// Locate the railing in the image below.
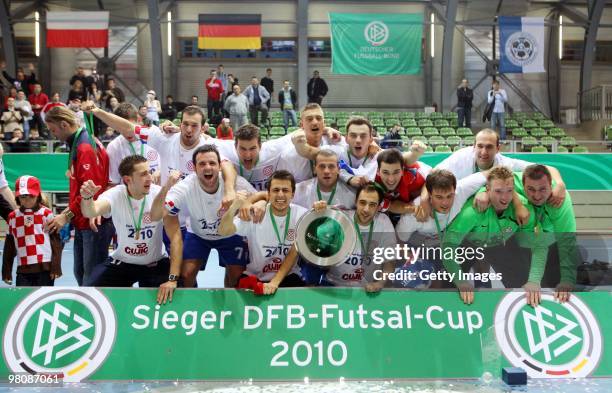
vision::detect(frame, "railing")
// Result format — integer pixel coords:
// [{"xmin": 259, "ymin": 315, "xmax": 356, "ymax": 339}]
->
[{"xmin": 578, "ymin": 85, "xmax": 612, "ymax": 122}]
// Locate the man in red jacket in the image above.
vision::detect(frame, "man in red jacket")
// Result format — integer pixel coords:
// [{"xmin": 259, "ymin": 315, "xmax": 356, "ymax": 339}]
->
[
  {"xmin": 44, "ymin": 106, "xmax": 113, "ymax": 286},
  {"xmin": 205, "ymin": 69, "xmax": 224, "ymax": 124},
  {"xmin": 28, "ymin": 83, "xmax": 48, "ymax": 133}
]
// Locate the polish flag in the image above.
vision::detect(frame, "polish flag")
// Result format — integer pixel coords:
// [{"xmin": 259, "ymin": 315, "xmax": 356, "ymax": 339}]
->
[{"xmin": 47, "ymin": 11, "xmax": 109, "ymax": 48}]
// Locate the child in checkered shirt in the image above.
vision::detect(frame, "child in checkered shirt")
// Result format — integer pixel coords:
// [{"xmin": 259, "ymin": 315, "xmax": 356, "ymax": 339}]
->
[{"xmin": 2, "ymin": 176, "xmax": 62, "ymax": 286}]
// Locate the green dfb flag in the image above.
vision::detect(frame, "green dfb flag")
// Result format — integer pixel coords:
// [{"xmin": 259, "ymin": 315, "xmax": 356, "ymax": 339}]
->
[{"xmin": 329, "ymin": 13, "xmax": 423, "ymax": 75}]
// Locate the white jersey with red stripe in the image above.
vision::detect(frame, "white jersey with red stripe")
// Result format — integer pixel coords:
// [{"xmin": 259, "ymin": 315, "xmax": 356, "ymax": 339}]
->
[{"xmin": 8, "ymin": 207, "xmax": 54, "ymax": 265}]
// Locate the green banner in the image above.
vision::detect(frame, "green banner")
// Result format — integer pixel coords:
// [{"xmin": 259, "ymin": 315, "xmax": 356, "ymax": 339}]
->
[
  {"xmin": 1, "ymin": 288, "xmax": 610, "ymax": 382},
  {"xmin": 329, "ymin": 13, "xmax": 423, "ymax": 75},
  {"xmin": 3, "ymin": 153, "xmax": 611, "ymax": 192}
]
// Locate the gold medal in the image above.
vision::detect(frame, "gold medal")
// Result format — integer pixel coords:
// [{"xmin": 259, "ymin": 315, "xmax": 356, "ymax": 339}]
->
[{"xmin": 135, "ymin": 231, "xmax": 140, "ymax": 240}]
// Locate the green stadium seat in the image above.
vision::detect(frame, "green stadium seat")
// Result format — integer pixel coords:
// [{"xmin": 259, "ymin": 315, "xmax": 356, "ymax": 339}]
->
[
  {"xmin": 449, "ymin": 119, "xmax": 458, "ymax": 128},
  {"xmin": 511, "ymin": 128, "xmax": 528, "ymax": 138},
  {"xmin": 572, "ymin": 145, "xmax": 589, "ymax": 153},
  {"xmin": 549, "ymin": 127, "xmax": 566, "ymax": 138},
  {"xmin": 371, "ymin": 118, "xmax": 384, "ymax": 127},
  {"xmin": 425, "ymin": 146, "xmax": 434, "ymax": 153},
  {"xmin": 385, "ymin": 119, "xmax": 400, "ymax": 127},
  {"xmin": 457, "ymin": 127, "xmax": 473, "ymax": 136},
  {"xmin": 521, "ymin": 136, "xmax": 538, "ymax": 151},
  {"xmin": 172, "ymin": 118, "xmax": 181, "ymax": 126},
  {"xmin": 531, "ymin": 112, "xmax": 545, "ymax": 120},
  {"xmin": 351, "ymin": 111, "xmax": 365, "ymax": 117},
  {"xmin": 337, "ymin": 119, "xmax": 348, "ymax": 128},
  {"xmin": 270, "ymin": 118, "xmax": 284, "ymax": 126},
  {"xmin": 401, "ymin": 119, "xmax": 417, "ymax": 127},
  {"xmin": 415, "ymin": 112, "xmax": 428, "ymax": 119},
  {"xmin": 429, "ymin": 112, "xmax": 443, "ymax": 119},
  {"xmin": 444, "ymin": 112, "xmax": 457, "ymax": 120},
  {"xmin": 446, "ymin": 135, "xmax": 461, "ymax": 148},
  {"xmin": 406, "ymin": 127, "xmax": 422, "ymax": 137},
  {"xmin": 270, "ymin": 111, "xmax": 283, "ymax": 118},
  {"xmin": 453, "ymin": 145, "xmax": 462, "ymax": 152},
  {"xmin": 530, "ymin": 128, "xmax": 547, "ymax": 138},
  {"xmin": 560, "ymin": 136, "xmax": 577, "ymax": 148},
  {"xmin": 400, "ymin": 112, "xmax": 415, "ymax": 119},
  {"xmin": 540, "ymin": 136, "xmax": 555, "ymax": 149},
  {"xmin": 412, "ymin": 136, "xmax": 428, "ymax": 144},
  {"xmin": 269, "ymin": 127, "xmax": 285, "ymax": 136},
  {"xmin": 428, "ymin": 135, "xmax": 445, "ymax": 147},
  {"xmin": 434, "ymin": 119, "xmax": 450, "ymax": 127},
  {"xmin": 287, "ymin": 127, "xmax": 299, "ymax": 132},
  {"xmin": 531, "ymin": 146, "xmax": 548, "ymax": 153},
  {"xmin": 422, "ymin": 127, "xmax": 439, "ymax": 136},
  {"xmin": 557, "ymin": 146, "xmax": 569, "ymax": 153},
  {"xmin": 522, "ymin": 119, "xmax": 538, "ymax": 129},
  {"xmin": 506, "ymin": 119, "xmax": 519, "ymax": 128},
  {"xmin": 418, "ymin": 119, "xmax": 433, "ymax": 127},
  {"xmin": 439, "ymin": 127, "xmax": 455, "ymax": 136},
  {"xmin": 539, "ymin": 120, "xmax": 555, "ymax": 129},
  {"xmin": 435, "ymin": 145, "xmax": 452, "ymax": 153},
  {"xmin": 462, "ymin": 136, "xmax": 475, "ymax": 145}
]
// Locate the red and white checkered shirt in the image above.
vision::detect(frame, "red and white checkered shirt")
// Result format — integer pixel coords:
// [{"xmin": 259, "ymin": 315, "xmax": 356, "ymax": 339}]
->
[{"xmin": 8, "ymin": 207, "xmax": 54, "ymax": 266}]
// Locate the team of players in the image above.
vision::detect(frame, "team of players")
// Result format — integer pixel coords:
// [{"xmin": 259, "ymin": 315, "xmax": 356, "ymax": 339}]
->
[{"xmin": 7, "ymin": 101, "xmax": 578, "ymax": 306}]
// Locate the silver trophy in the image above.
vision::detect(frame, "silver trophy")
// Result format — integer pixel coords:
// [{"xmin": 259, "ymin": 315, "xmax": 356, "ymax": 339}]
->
[{"xmin": 295, "ymin": 208, "xmax": 356, "ymax": 267}]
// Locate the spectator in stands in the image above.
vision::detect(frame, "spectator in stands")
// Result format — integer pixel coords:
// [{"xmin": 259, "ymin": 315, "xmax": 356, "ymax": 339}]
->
[
  {"xmin": 101, "ymin": 126, "xmax": 118, "ymax": 143},
  {"xmin": 216, "ymin": 118, "xmax": 234, "ymax": 140},
  {"xmin": 457, "ymin": 78, "xmax": 473, "ymax": 128},
  {"xmin": 190, "ymin": 95, "xmax": 205, "ymax": 113},
  {"xmin": 278, "ymin": 80, "xmax": 297, "ymax": 129},
  {"xmin": 28, "ymin": 128, "xmax": 45, "ymax": 151},
  {"xmin": 68, "ymin": 79, "xmax": 86, "ymax": 103},
  {"xmin": 102, "ymin": 78, "xmax": 125, "ymax": 109},
  {"xmin": 228, "ymin": 74, "xmax": 239, "ymax": 89},
  {"xmin": 108, "ymin": 97, "xmax": 120, "ymax": 113},
  {"xmin": 88, "ymin": 83, "xmax": 102, "ymax": 105},
  {"xmin": 1, "ymin": 62, "xmax": 37, "ymax": 94},
  {"xmin": 144, "ymin": 90, "xmax": 161, "ymax": 126},
  {"xmin": 217, "ymin": 64, "xmax": 228, "ymax": 97},
  {"xmin": 3, "ymin": 87, "xmax": 17, "ymax": 110},
  {"xmin": 28, "ymin": 83, "xmax": 48, "ymax": 133},
  {"xmin": 161, "ymin": 95, "xmax": 178, "ymax": 120},
  {"xmin": 44, "ymin": 105, "xmax": 112, "ymax": 287},
  {"xmin": 7, "ymin": 129, "xmax": 30, "ymax": 152},
  {"xmin": 224, "ymin": 84, "xmax": 249, "ymax": 130},
  {"xmin": 68, "ymin": 98, "xmax": 85, "ymax": 127},
  {"xmin": 14, "ymin": 90, "xmax": 33, "ymax": 139},
  {"xmin": 488, "ymin": 80, "xmax": 508, "ymax": 140},
  {"xmin": 137, "ymin": 105, "xmax": 149, "ymax": 126},
  {"xmin": 381, "ymin": 123, "xmax": 403, "ymax": 150},
  {"xmin": 1, "ymin": 97, "xmax": 23, "ymax": 139},
  {"xmin": 260, "ymin": 68, "xmax": 274, "ymax": 109},
  {"xmin": 88, "ymin": 68, "xmax": 102, "ymax": 91},
  {"xmin": 69, "ymin": 67, "xmax": 89, "ymax": 90},
  {"xmin": 205, "ymin": 69, "xmax": 224, "ymax": 123},
  {"xmin": 307, "ymin": 70, "xmax": 328, "ymax": 105},
  {"xmin": 243, "ymin": 77, "xmax": 270, "ymax": 127}
]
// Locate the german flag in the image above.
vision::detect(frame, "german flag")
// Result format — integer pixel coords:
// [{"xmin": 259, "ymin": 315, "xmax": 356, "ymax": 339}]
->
[{"xmin": 198, "ymin": 14, "xmax": 262, "ymax": 50}]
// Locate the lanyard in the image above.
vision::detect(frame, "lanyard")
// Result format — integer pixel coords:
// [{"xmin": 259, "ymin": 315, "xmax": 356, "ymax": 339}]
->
[
  {"xmin": 347, "ymin": 149, "xmax": 369, "ymax": 168},
  {"xmin": 534, "ymin": 206, "xmax": 546, "ymax": 234},
  {"xmin": 433, "ymin": 211, "xmax": 450, "ymax": 244},
  {"xmin": 128, "ymin": 140, "xmax": 144, "ymax": 157},
  {"xmin": 316, "ymin": 182, "xmax": 337, "ymax": 204},
  {"xmin": 493, "ymin": 210, "xmax": 507, "ymax": 246},
  {"xmin": 353, "ymin": 213, "xmax": 374, "ymax": 262},
  {"xmin": 270, "ymin": 206, "xmax": 291, "ymax": 246},
  {"xmin": 309, "ymin": 160, "xmax": 315, "ymax": 177},
  {"xmin": 239, "ymin": 157, "xmax": 259, "ymax": 182},
  {"xmin": 126, "ymin": 193, "xmax": 146, "ymax": 240}
]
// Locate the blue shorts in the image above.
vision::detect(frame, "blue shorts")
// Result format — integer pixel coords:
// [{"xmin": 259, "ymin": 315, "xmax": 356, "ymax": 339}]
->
[
  {"xmin": 162, "ymin": 226, "xmax": 187, "ymax": 255},
  {"xmin": 183, "ymin": 231, "xmax": 248, "ymax": 269}
]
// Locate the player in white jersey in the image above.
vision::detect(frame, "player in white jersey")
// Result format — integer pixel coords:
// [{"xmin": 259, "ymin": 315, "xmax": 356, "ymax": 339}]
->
[
  {"xmin": 218, "ymin": 170, "xmax": 307, "ymax": 295},
  {"xmin": 161, "ymin": 145, "xmax": 255, "ymax": 289},
  {"xmin": 214, "ymin": 124, "xmax": 293, "ymax": 191},
  {"xmin": 337, "ymin": 116, "xmax": 427, "ymax": 187},
  {"xmin": 397, "ymin": 170, "xmax": 488, "ymax": 243},
  {"xmin": 105, "ymin": 103, "xmax": 160, "ymax": 185},
  {"xmin": 87, "ymin": 103, "xmax": 239, "ymax": 246},
  {"xmin": 293, "ymin": 149, "xmax": 356, "ymax": 210},
  {"xmin": 79, "ymin": 155, "xmax": 177, "ymax": 288},
  {"xmin": 277, "ymin": 103, "xmax": 346, "ymax": 183},
  {"xmin": 303, "ymin": 183, "xmax": 396, "ymax": 292},
  {"xmin": 433, "ymin": 129, "xmax": 567, "ymax": 208}
]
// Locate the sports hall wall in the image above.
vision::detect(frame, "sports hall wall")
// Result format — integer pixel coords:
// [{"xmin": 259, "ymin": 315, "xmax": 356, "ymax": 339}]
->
[{"xmin": 9, "ymin": 1, "xmax": 612, "ymax": 112}]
